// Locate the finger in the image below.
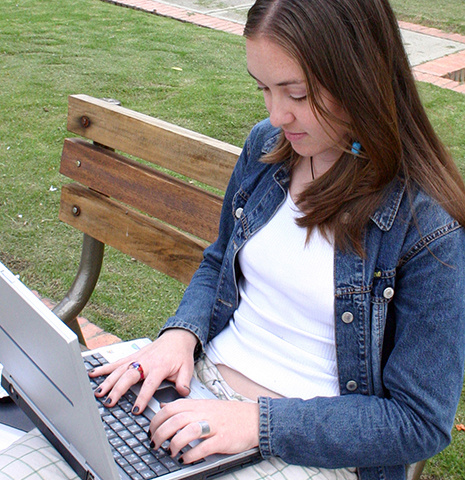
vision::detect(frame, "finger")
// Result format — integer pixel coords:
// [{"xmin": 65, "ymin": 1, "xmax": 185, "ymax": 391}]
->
[
  {"xmin": 151, "ymin": 413, "xmax": 191, "ymax": 451},
  {"xmin": 131, "ymin": 371, "xmax": 170, "ymax": 414},
  {"xmin": 96, "ymin": 364, "xmax": 143, "ymax": 408},
  {"xmin": 180, "ymin": 437, "xmax": 218, "ymax": 464},
  {"xmin": 88, "ymin": 355, "xmax": 136, "ymax": 378},
  {"xmin": 149, "ymin": 401, "xmax": 182, "ymax": 434},
  {"xmin": 93, "ymin": 363, "xmax": 131, "ymax": 397},
  {"xmin": 169, "ymin": 421, "xmax": 212, "ymax": 457},
  {"xmin": 174, "ymin": 362, "xmax": 194, "ymax": 397}
]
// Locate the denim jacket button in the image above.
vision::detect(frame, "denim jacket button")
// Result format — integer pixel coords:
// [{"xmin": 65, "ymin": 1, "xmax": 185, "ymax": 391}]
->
[
  {"xmin": 341, "ymin": 311, "xmax": 354, "ymax": 324},
  {"xmin": 346, "ymin": 380, "xmax": 358, "ymax": 392},
  {"xmin": 235, "ymin": 207, "xmax": 244, "ymax": 219},
  {"xmin": 383, "ymin": 287, "xmax": 394, "ymax": 299}
]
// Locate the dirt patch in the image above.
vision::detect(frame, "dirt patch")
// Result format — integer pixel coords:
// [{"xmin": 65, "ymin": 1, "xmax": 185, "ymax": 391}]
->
[{"xmin": 0, "ymin": 252, "xmax": 31, "ymax": 273}]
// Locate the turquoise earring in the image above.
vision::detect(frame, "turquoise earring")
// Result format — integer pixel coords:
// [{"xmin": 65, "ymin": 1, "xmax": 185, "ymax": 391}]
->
[{"xmin": 351, "ymin": 141, "xmax": 362, "ymax": 155}]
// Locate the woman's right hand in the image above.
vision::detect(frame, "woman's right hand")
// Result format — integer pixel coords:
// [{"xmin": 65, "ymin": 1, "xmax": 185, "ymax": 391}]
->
[{"xmin": 89, "ymin": 328, "xmax": 199, "ymax": 414}]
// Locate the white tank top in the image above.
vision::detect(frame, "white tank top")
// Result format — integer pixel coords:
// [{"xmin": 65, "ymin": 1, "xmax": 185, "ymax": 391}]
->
[{"xmin": 206, "ymin": 191, "xmax": 339, "ymax": 399}]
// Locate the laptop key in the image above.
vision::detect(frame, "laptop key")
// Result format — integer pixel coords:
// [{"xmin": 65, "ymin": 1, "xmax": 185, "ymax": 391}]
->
[
  {"xmin": 115, "ymin": 456, "xmax": 129, "ymax": 468},
  {"xmin": 159, "ymin": 456, "xmax": 181, "ymax": 473},
  {"xmin": 117, "ymin": 445, "xmax": 132, "ymax": 457},
  {"xmin": 110, "ymin": 437, "xmax": 125, "ymax": 449},
  {"xmin": 132, "ymin": 461, "xmax": 149, "ymax": 472},
  {"xmin": 124, "ymin": 391, "xmax": 138, "ymax": 403},
  {"xmin": 135, "ymin": 416, "xmax": 150, "ymax": 428},
  {"xmin": 120, "ymin": 400, "xmax": 133, "ymax": 413},
  {"xmin": 118, "ymin": 430, "xmax": 133, "ymax": 441},
  {"xmin": 135, "ymin": 431, "xmax": 148, "ymax": 442},
  {"xmin": 112, "ymin": 408, "xmax": 127, "ymax": 419},
  {"xmin": 129, "ymin": 423, "xmax": 142, "ymax": 433},
  {"xmin": 126, "ymin": 437, "xmax": 141, "ymax": 449},
  {"xmin": 124, "ymin": 465, "xmax": 137, "ymax": 476},
  {"xmin": 124, "ymin": 453, "xmax": 140, "ymax": 465},
  {"xmin": 151, "ymin": 463, "xmax": 169, "ymax": 477},
  {"xmin": 140, "ymin": 471, "xmax": 157, "ymax": 480},
  {"xmin": 133, "ymin": 445, "xmax": 148, "ymax": 456},
  {"xmin": 121, "ymin": 416, "xmax": 137, "ymax": 427}
]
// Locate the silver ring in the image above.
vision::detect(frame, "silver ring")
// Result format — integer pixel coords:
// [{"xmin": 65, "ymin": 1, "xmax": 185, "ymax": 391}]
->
[{"xmin": 198, "ymin": 420, "xmax": 211, "ymax": 438}]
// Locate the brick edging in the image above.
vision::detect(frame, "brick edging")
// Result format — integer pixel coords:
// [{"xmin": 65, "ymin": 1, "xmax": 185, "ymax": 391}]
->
[
  {"xmin": 398, "ymin": 21, "xmax": 465, "ymax": 93},
  {"xmin": 101, "ymin": 0, "xmax": 244, "ymax": 34},
  {"xmin": 398, "ymin": 20, "xmax": 465, "ymax": 45},
  {"xmin": 35, "ymin": 292, "xmax": 122, "ymax": 349}
]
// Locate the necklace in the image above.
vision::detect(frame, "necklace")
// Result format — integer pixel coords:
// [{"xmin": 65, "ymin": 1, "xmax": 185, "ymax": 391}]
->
[{"xmin": 310, "ymin": 156, "xmax": 315, "ymax": 180}]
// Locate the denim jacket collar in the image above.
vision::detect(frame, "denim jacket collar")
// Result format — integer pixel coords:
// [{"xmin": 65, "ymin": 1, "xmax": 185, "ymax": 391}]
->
[{"xmin": 370, "ymin": 180, "xmax": 406, "ymax": 232}]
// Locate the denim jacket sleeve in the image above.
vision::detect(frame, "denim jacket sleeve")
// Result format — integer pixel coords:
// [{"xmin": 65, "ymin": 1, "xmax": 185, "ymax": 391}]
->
[{"xmin": 257, "ymin": 196, "xmax": 465, "ymax": 477}]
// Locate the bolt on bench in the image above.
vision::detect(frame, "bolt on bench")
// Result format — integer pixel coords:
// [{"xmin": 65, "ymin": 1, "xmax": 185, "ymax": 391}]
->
[{"xmin": 54, "ymin": 94, "xmax": 240, "ymax": 345}]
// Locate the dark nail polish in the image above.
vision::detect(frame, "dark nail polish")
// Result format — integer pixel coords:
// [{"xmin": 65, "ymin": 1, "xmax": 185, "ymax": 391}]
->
[
  {"xmin": 104, "ymin": 397, "xmax": 112, "ymax": 405},
  {"xmin": 132, "ymin": 406, "xmax": 140, "ymax": 414},
  {"xmin": 179, "ymin": 457, "xmax": 184, "ymax": 464},
  {"xmin": 150, "ymin": 441, "xmax": 155, "ymax": 449},
  {"xmin": 95, "ymin": 387, "xmax": 102, "ymax": 394},
  {"xmin": 167, "ymin": 448, "xmax": 172, "ymax": 456},
  {"xmin": 147, "ymin": 430, "xmax": 152, "ymax": 439},
  {"xmin": 88, "ymin": 369, "xmax": 95, "ymax": 374}
]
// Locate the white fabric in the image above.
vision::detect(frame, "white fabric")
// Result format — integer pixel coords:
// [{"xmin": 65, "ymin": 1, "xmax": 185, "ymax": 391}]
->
[
  {"xmin": 0, "ymin": 428, "xmax": 78, "ymax": 480},
  {"xmin": 206, "ymin": 192, "xmax": 338, "ymax": 399}
]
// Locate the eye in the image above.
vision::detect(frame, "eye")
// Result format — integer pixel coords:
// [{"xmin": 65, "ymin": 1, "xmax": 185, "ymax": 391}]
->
[
  {"xmin": 290, "ymin": 93, "xmax": 307, "ymax": 102},
  {"xmin": 256, "ymin": 85, "xmax": 269, "ymax": 93}
]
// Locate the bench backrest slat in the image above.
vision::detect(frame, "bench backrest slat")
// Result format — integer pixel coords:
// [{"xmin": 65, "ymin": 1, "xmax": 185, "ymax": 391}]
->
[
  {"xmin": 60, "ymin": 184, "xmax": 208, "ymax": 285},
  {"xmin": 67, "ymin": 94, "xmax": 241, "ymax": 192},
  {"xmin": 60, "ymin": 138, "xmax": 223, "ymax": 244}
]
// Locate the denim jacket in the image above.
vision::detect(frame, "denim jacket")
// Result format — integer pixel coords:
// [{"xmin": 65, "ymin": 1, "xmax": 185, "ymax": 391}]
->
[{"xmin": 162, "ymin": 119, "xmax": 465, "ymax": 480}]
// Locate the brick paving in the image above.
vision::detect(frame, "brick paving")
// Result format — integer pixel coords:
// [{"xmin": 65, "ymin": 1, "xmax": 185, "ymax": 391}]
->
[
  {"xmin": 399, "ymin": 21, "xmax": 465, "ymax": 94},
  {"xmin": 101, "ymin": 0, "xmax": 245, "ymax": 34}
]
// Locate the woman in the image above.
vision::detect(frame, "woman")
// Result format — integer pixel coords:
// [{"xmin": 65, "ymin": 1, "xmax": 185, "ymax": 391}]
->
[{"xmin": 92, "ymin": 0, "xmax": 465, "ymax": 479}]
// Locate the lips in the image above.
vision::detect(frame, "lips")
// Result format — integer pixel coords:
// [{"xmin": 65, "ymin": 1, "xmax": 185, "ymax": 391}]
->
[{"xmin": 284, "ymin": 130, "xmax": 307, "ymax": 142}]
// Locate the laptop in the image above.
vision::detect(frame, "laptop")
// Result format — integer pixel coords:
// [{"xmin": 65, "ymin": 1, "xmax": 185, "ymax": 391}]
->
[{"xmin": 0, "ymin": 262, "xmax": 260, "ymax": 480}]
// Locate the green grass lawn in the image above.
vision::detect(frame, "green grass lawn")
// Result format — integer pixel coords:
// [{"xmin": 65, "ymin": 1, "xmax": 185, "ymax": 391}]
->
[
  {"xmin": 391, "ymin": 0, "xmax": 465, "ymax": 35},
  {"xmin": 1, "ymin": 0, "xmax": 465, "ymax": 477}
]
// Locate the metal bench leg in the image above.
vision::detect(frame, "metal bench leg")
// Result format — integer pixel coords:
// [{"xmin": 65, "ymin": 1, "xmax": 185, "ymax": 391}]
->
[
  {"xmin": 52, "ymin": 233, "xmax": 104, "ymax": 346},
  {"xmin": 406, "ymin": 460, "xmax": 427, "ymax": 480}
]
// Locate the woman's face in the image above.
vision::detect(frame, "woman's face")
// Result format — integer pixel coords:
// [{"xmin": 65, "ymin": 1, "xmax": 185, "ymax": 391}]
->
[{"xmin": 246, "ymin": 36, "xmax": 350, "ymax": 165}]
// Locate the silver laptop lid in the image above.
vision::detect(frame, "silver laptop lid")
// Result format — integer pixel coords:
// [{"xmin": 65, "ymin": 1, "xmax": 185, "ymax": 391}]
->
[{"xmin": 0, "ymin": 262, "xmax": 119, "ymax": 479}]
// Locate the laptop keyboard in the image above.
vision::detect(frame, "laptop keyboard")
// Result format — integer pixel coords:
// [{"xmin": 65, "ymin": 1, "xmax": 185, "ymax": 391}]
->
[{"xmin": 84, "ymin": 353, "xmax": 200, "ymax": 479}]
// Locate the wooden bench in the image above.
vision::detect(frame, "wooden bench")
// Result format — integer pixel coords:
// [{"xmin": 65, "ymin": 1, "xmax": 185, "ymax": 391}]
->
[
  {"xmin": 53, "ymin": 94, "xmax": 240, "ymax": 345},
  {"xmin": 53, "ymin": 94, "xmax": 425, "ymax": 480}
]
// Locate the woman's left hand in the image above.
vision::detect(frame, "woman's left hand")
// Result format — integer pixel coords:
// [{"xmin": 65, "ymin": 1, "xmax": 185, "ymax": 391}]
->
[{"xmin": 149, "ymin": 399, "xmax": 260, "ymax": 463}]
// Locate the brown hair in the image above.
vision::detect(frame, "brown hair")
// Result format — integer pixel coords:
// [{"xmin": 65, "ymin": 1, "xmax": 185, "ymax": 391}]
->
[{"xmin": 244, "ymin": 0, "xmax": 465, "ymax": 255}]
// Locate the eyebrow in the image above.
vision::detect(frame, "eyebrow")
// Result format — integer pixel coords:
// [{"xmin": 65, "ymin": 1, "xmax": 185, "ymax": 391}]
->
[{"xmin": 247, "ymin": 69, "xmax": 306, "ymax": 87}]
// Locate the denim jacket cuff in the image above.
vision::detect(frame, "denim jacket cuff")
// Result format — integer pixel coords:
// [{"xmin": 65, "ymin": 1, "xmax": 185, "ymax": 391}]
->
[
  {"xmin": 158, "ymin": 321, "xmax": 205, "ymax": 358},
  {"xmin": 258, "ymin": 396, "xmax": 273, "ymax": 458}
]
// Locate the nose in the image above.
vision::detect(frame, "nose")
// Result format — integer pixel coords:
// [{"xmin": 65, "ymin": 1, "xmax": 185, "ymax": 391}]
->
[{"xmin": 267, "ymin": 97, "xmax": 294, "ymax": 128}]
